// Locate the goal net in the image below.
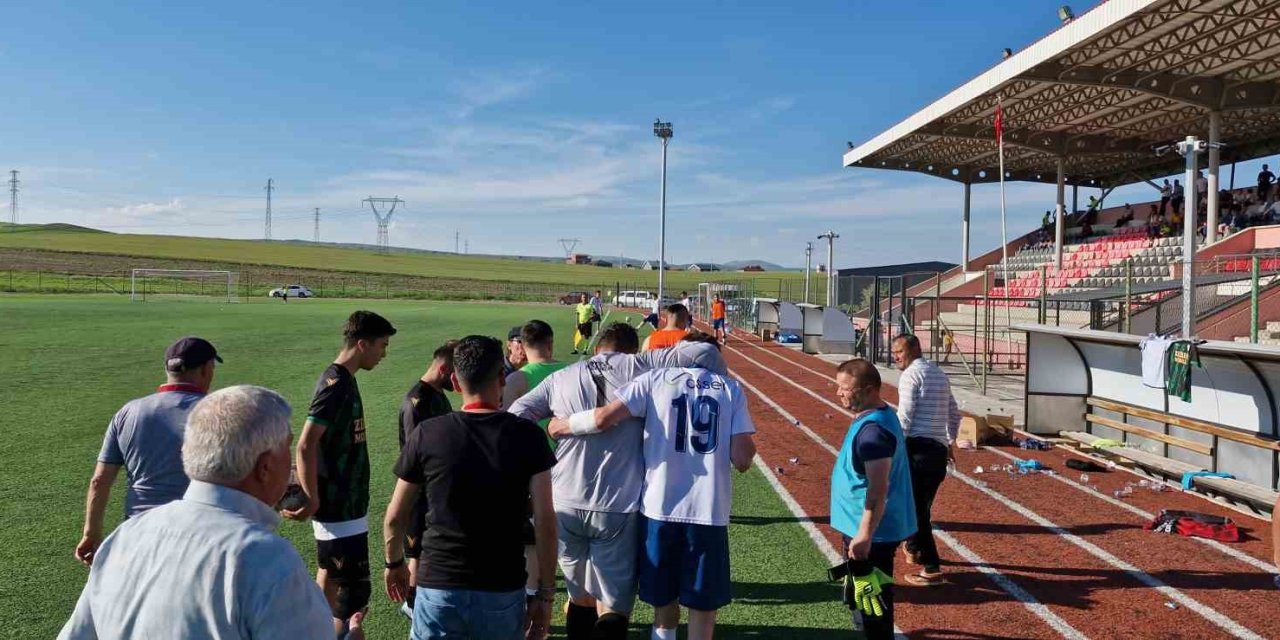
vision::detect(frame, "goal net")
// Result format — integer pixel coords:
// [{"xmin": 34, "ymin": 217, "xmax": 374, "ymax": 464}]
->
[{"xmin": 130, "ymin": 269, "xmax": 240, "ymax": 303}]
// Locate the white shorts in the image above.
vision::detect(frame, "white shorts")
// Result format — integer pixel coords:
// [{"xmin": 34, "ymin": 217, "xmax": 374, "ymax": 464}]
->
[{"xmin": 556, "ymin": 507, "xmax": 640, "ymax": 614}]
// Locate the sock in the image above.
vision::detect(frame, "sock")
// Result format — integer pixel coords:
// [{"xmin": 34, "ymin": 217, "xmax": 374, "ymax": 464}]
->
[
  {"xmin": 652, "ymin": 626, "xmax": 677, "ymax": 640},
  {"xmin": 565, "ymin": 603, "xmax": 599, "ymax": 640},
  {"xmin": 593, "ymin": 613, "xmax": 629, "ymax": 640}
]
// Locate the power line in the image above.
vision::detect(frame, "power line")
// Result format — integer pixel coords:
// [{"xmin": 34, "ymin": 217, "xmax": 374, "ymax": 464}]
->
[{"xmin": 314, "ymin": 207, "xmax": 321, "ymax": 243}]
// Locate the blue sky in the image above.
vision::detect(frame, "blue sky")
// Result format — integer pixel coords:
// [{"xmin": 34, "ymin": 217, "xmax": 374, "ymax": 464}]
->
[{"xmin": 2, "ymin": 1, "xmax": 1271, "ymax": 268}]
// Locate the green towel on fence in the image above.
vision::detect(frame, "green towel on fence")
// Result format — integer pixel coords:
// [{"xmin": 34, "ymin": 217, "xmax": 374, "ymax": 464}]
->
[{"xmin": 1090, "ymin": 438, "xmax": 1125, "ymax": 449}]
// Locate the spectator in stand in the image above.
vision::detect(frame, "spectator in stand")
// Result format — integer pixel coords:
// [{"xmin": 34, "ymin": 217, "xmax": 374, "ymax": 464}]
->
[
  {"xmin": 1146, "ymin": 208, "xmax": 1161, "ymax": 239},
  {"xmin": 1196, "ymin": 171, "xmax": 1209, "ymax": 211},
  {"xmin": 1041, "ymin": 210, "xmax": 1052, "ymax": 231},
  {"xmin": 1159, "ymin": 179, "xmax": 1172, "ymax": 216},
  {"xmin": 1260, "ymin": 164, "xmax": 1276, "ymax": 204},
  {"xmin": 1085, "ymin": 195, "xmax": 1100, "ymax": 225},
  {"xmin": 1171, "ymin": 179, "xmax": 1185, "ymax": 216},
  {"xmin": 1115, "ymin": 203, "xmax": 1134, "ymax": 228}
]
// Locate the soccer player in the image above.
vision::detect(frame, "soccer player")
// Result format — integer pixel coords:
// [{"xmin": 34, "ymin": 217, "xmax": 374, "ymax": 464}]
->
[
  {"xmin": 502, "ymin": 319, "xmax": 569, "ymax": 602},
  {"xmin": 395, "ymin": 340, "xmax": 457, "ymax": 615},
  {"xmin": 74, "ymin": 337, "xmax": 221, "ymax": 566},
  {"xmin": 710, "ymin": 294, "xmax": 727, "ymax": 343},
  {"xmin": 573, "ymin": 293, "xmax": 595, "ymax": 354},
  {"xmin": 382, "ymin": 336, "xmax": 557, "ymax": 640},
  {"xmin": 549, "ymin": 333, "xmax": 756, "ymax": 640},
  {"xmin": 642, "ymin": 304, "xmax": 691, "ymax": 351},
  {"xmin": 829, "ymin": 359, "xmax": 917, "ymax": 640},
  {"xmin": 285, "ymin": 310, "xmax": 396, "ymax": 637},
  {"xmin": 509, "ymin": 325, "xmax": 729, "ymax": 640}
]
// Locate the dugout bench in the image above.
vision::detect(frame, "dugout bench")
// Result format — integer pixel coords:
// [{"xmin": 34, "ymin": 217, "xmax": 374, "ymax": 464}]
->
[
  {"xmin": 1017, "ymin": 324, "xmax": 1280, "ymax": 514},
  {"xmin": 1062, "ymin": 397, "xmax": 1280, "ymax": 513}
]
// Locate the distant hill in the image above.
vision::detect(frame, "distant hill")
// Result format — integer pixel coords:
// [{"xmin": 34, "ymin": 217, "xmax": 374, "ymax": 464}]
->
[{"xmin": 0, "ymin": 222, "xmax": 110, "ymax": 234}]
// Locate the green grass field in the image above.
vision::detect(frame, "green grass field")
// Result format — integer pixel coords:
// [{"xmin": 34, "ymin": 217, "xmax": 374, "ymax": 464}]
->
[
  {"xmin": 0, "ymin": 224, "xmax": 811, "ymax": 293},
  {"xmin": 0, "ymin": 294, "xmax": 851, "ymax": 638}
]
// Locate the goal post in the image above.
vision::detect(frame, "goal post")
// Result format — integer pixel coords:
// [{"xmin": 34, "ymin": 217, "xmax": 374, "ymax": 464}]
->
[{"xmin": 130, "ymin": 269, "xmax": 239, "ymax": 303}]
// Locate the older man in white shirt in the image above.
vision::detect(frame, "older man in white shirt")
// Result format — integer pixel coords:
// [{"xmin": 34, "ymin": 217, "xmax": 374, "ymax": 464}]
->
[
  {"xmin": 60, "ymin": 385, "xmax": 362, "ymax": 640},
  {"xmin": 891, "ymin": 334, "xmax": 960, "ymax": 588}
]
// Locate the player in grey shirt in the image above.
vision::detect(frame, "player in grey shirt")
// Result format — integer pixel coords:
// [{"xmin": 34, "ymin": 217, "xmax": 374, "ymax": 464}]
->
[{"xmin": 508, "ymin": 324, "xmax": 726, "ymax": 640}]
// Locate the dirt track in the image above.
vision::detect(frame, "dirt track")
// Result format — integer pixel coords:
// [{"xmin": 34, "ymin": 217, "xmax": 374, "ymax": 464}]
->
[{"xmin": 713, "ymin": 326, "xmax": 1278, "ymax": 639}]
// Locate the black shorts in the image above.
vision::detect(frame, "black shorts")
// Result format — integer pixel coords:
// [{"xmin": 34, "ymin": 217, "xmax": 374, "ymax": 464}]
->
[
  {"xmin": 578, "ymin": 322, "xmax": 594, "ymax": 338},
  {"xmin": 316, "ymin": 532, "xmax": 371, "ymax": 618},
  {"xmin": 317, "ymin": 532, "xmax": 370, "ymax": 579}
]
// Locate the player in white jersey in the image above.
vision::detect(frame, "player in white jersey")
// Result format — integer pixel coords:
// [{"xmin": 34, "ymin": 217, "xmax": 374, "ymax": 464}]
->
[
  {"xmin": 550, "ymin": 332, "xmax": 756, "ymax": 640},
  {"xmin": 509, "ymin": 325, "xmax": 727, "ymax": 640}
]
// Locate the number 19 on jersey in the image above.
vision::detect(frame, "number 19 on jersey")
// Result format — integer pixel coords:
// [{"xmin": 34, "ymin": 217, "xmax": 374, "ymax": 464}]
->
[{"xmin": 671, "ymin": 394, "xmax": 720, "ymax": 454}]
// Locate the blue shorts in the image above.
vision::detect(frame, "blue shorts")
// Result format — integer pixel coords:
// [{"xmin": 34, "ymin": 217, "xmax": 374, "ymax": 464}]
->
[
  {"xmin": 638, "ymin": 516, "xmax": 731, "ymax": 611},
  {"xmin": 712, "ymin": 318, "xmax": 725, "ymax": 330}
]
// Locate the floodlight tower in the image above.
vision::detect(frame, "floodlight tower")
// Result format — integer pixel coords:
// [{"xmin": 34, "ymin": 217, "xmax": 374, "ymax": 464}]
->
[
  {"xmin": 363, "ymin": 196, "xmax": 403, "ymax": 252},
  {"xmin": 264, "ymin": 178, "xmax": 273, "ymax": 240},
  {"xmin": 654, "ymin": 119, "xmax": 673, "ymax": 303},
  {"xmin": 818, "ymin": 231, "xmax": 840, "ymax": 306},
  {"xmin": 804, "ymin": 242, "xmax": 813, "ymax": 304}
]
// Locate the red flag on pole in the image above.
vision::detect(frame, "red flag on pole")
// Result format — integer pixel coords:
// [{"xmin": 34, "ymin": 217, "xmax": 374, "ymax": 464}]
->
[{"xmin": 994, "ymin": 101, "xmax": 1004, "ymax": 145}]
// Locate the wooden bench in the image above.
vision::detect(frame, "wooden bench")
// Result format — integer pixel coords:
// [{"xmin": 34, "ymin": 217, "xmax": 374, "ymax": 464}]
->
[
  {"xmin": 1059, "ymin": 430, "xmax": 1204, "ymax": 478},
  {"xmin": 1062, "ymin": 397, "xmax": 1280, "ymax": 513}
]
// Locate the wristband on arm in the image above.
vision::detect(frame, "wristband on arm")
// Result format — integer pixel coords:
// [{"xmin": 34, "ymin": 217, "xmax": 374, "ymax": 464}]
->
[{"xmin": 568, "ymin": 409, "xmax": 601, "ymax": 436}]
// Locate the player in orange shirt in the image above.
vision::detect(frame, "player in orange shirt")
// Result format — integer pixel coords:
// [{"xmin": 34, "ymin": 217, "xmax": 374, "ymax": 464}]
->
[
  {"xmin": 710, "ymin": 294, "xmax": 728, "ymax": 344},
  {"xmin": 642, "ymin": 304, "xmax": 691, "ymax": 351}
]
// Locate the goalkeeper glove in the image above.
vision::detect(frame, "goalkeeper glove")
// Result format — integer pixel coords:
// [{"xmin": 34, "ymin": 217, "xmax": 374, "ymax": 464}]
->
[{"xmin": 843, "ymin": 561, "xmax": 894, "ymax": 618}]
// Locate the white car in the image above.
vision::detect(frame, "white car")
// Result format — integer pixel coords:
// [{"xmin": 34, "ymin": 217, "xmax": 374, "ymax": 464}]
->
[
  {"xmin": 269, "ymin": 284, "xmax": 314, "ymax": 299},
  {"xmin": 614, "ymin": 290, "xmax": 656, "ymax": 307}
]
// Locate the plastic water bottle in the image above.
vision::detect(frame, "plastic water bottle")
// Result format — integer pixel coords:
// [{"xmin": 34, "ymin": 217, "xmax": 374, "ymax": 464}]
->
[
  {"xmin": 974, "ymin": 466, "xmax": 985, "ymax": 474},
  {"xmin": 1079, "ymin": 473, "xmax": 1090, "ymax": 484}
]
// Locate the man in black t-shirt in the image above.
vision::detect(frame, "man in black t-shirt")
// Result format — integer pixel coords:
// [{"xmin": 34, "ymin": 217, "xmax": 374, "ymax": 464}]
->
[
  {"xmin": 383, "ymin": 335, "xmax": 558, "ymax": 640},
  {"xmin": 1260, "ymin": 164, "xmax": 1276, "ymax": 203},
  {"xmin": 284, "ymin": 310, "xmax": 396, "ymax": 636},
  {"xmin": 395, "ymin": 339, "xmax": 457, "ymax": 614}
]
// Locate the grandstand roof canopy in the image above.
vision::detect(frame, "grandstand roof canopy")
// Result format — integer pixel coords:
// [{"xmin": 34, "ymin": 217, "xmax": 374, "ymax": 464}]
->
[{"xmin": 843, "ymin": 0, "xmax": 1280, "ymax": 187}]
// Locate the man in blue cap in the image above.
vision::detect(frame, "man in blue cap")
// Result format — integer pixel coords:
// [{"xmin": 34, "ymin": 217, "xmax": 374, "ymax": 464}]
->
[{"xmin": 74, "ymin": 336, "xmax": 222, "ymax": 566}]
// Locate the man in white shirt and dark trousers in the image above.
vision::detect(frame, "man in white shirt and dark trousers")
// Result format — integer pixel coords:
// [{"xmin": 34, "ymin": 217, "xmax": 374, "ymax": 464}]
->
[{"xmin": 891, "ymin": 334, "xmax": 960, "ymax": 587}]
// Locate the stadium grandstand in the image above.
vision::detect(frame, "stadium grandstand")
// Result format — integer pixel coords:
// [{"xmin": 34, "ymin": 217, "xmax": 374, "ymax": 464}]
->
[{"xmin": 842, "ymin": 0, "xmax": 1280, "ymax": 371}]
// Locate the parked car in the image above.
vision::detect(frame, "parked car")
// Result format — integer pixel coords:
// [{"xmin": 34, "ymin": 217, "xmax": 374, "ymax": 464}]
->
[
  {"xmin": 558, "ymin": 291, "xmax": 589, "ymax": 305},
  {"xmin": 614, "ymin": 290, "xmax": 657, "ymax": 308},
  {"xmin": 269, "ymin": 284, "xmax": 314, "ymax": 298}
]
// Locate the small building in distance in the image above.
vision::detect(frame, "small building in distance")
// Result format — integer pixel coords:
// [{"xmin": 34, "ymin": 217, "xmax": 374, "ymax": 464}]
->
[
  {"xmin": 687, "ymin": 263, "xmax": 720, "ymax": 272},
  {"xmin": 740, "ymin": 264, "xmax": 766, "ymax": 272},
  {"xmin": 566, "ymin": 253, "xmax": 592, "ymax": 265}
]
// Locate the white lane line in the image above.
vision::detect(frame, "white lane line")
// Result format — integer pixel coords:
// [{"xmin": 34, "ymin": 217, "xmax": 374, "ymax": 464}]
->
[
  {"xmin": 732, "ymin": 371, "xmax": 1087, "ymax": 640},
  {"xmin": 982, "ymin": 447, "xmax": 1278, "ymax": 574},
  {"xmin": 723, "ymin": 330, "xmax": 838, "ymax": 380},
  {"xmin": 730, "ymin": 347, "xmax": 1264, "ymax": 640},
  {"xmin": 752, "ymin": 457, "xmax": 910, "ymax": 640},
  {"xmin": 949, "ymin": 468, "xmax": 1264, "ymax": 640}
]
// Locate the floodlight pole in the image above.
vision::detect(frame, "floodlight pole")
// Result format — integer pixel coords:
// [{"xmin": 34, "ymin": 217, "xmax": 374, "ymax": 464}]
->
[
  {"xmin": 654, "ymin": 119, "xmax": 673, "ymax": 303},
  {"xmin": 819, "ymin": 231, "xmax": 839, "ymax": 306},
  {"xmin": 804, "ymin": 242, "xmax": 813, "ymax": 304},
  {"xmin": 1178, "ymin": 136, "xmax": 1204, "ymax": 338}
]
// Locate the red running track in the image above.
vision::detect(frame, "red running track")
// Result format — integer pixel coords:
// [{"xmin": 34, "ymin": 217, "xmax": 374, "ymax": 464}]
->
[{"xmin": 710, "ymin": 326, "xmax": 1278, "ymax": 639}]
